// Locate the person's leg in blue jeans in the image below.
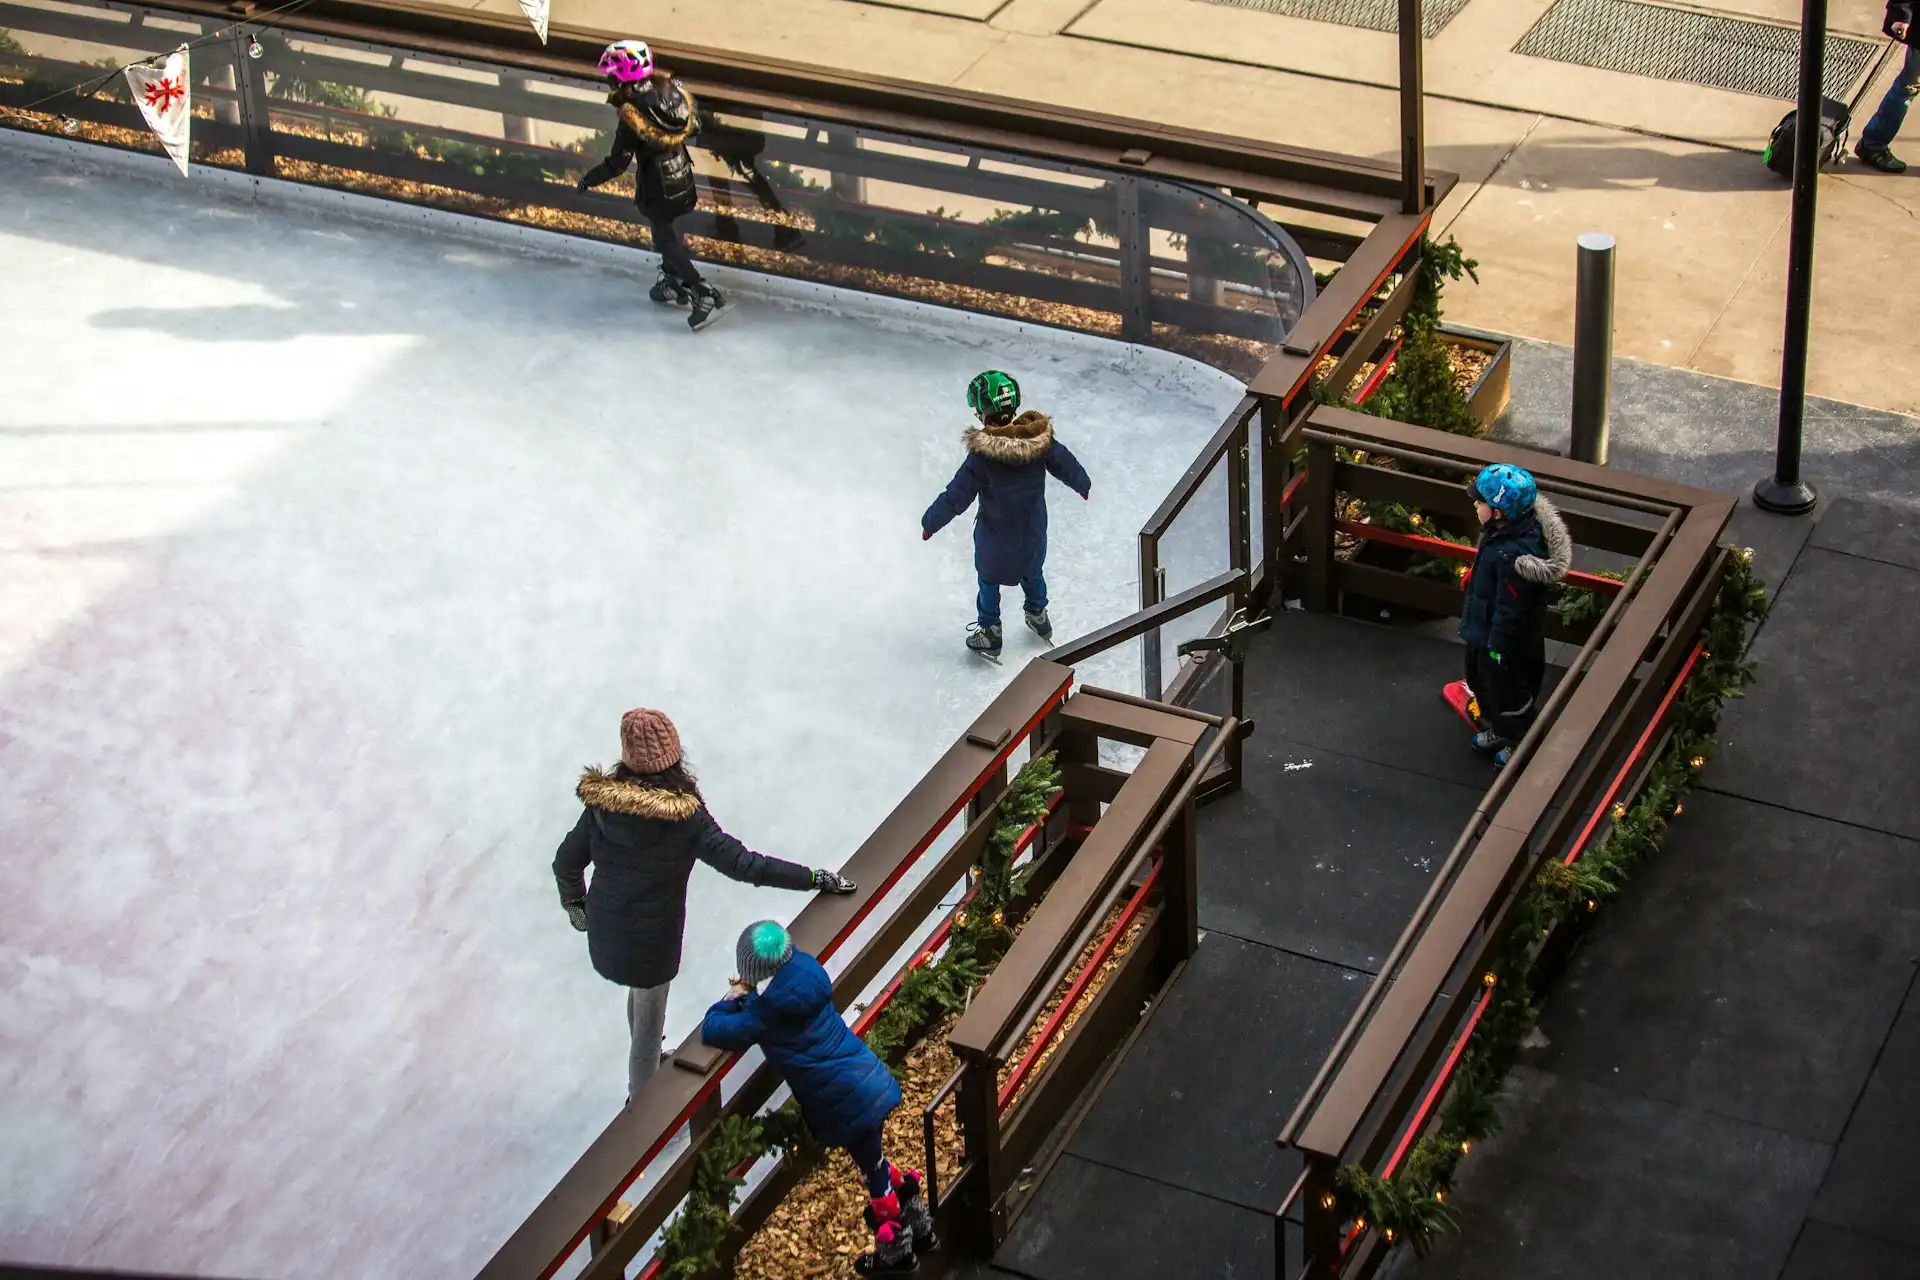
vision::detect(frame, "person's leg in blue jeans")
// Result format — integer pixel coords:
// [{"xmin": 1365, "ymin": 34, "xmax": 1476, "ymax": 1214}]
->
[
  {"xmin": 976, "ymin": 578, "xmax": 1001, "ymax": 629},
  {"xmin": 1020, "ymin": 569, "xmax": 1047, "ymax": 616},
  {"xmin": 1860, "ymin": 43, "xmax": 1920, "ymax": 169}
]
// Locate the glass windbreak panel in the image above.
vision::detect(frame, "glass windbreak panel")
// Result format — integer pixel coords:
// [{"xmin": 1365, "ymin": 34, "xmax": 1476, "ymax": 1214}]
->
[
  {"xmin": 6, "ymin": 1, "xmax": 1315, "ymax": 374},
  {"xmin": 0, "ymin": 0, "xmax": 248, "ymax": 169},
  {"xmin": 1155, "ymin": 444, "xmax": 1232, "ymax": 599}
]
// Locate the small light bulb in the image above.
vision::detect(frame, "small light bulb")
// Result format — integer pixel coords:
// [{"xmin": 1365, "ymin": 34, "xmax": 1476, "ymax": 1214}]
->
[
  {"xmin": 1689, "ymin": 756, "xmax": 1705, "ymax": 769},
  {"xmin": 247, "ymin": 35, "xmax": 263, "ymax": 58},
  {"xmin": 1459, "ymin": 1140, "xmax": 1472, "ymax": 1155},
  {"xmin": 1611, "ymin": 803, "xmax": 1627, "ymax": 820},
  {"xmin": 1585, "ymin": 898, "xmax": 1598, "ymax": 912},
  {"xmin": 1672, "ymin": 804, "xmax": 1684, "ymax": 817},
  {"xmin": 991, "ymin": 909, "xmax": 1004, "ymax": 926},
  {"xmin": 1319, "ymin": 1192, "xmax": 1337, "ymax": 1211},
  {"xmin": 61, "ymin": 116, "xmax": 79, "ymax": 134},
  {"xmin": 1481, "ymin": 971, "xmax": 1497, "ymax": 988},
  {"xmin": 1353, "ymin": 1217, "xmax": 1368, "ymax": 1233},
  {"xmin": 1384, "ymin": 1227, "xmax": 1397, "ymax": 1243},
  {"xmin": 1434, "ymin": 1190, "xmax": 1446, "ymax": 1204},
  {"xmin": 954, "ymin": 911, "xmax": 967, "ymax": 927}
]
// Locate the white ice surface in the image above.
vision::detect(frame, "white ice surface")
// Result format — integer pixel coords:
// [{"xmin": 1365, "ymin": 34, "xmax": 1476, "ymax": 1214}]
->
[{"xmin": 0, "ymin": 133, "xmax": 1243, "ymax": 1279}]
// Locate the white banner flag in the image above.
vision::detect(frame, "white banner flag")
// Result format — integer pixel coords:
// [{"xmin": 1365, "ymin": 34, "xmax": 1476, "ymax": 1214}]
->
[
  {"xmin": 124, "ymin": 46, "xmax": 191, "ymax": 176},
  {"xmin": 518, "ymin": 0, "xmax": 549, "ymax": 43}
]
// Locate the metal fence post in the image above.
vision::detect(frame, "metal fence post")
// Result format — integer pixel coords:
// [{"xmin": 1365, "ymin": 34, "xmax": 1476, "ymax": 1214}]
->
[
  {"xmin": 1300, "ymin": 1155, "xmax": 1341, "ymax": 1280},
  {"xmin": 953, "ymin": 1054, "xmax": 1005, "ymax": 1254},
  {"xmin": 1117, "ymin": 176, "xmax": 1151, "ymax": 345},
  {"xmin": 1570, "ymin": 232, "xmax": 1615, "ymax": 465},
  {"xmin": 232, "ymin": 32, "xmax": 275, "ymax": 177}
]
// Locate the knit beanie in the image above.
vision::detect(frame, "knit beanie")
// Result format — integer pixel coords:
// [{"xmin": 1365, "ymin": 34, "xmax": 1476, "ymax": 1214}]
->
[
  {"xmin": 736, "ymin": 920, "xmax": 793, "ymax": 987},
  {"xmin": 620, "ymin": 708, "xmax": 681, "ymax": 775}
]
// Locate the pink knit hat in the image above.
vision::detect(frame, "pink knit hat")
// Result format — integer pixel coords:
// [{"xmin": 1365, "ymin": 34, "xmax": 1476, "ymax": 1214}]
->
[{"xmin": 620, "ymin": 708, "xmax": 682, "ymax": 774}]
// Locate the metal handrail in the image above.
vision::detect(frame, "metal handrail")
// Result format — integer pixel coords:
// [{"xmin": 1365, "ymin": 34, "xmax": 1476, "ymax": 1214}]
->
[{"xmin": 1043, "ymin": 570, "xmax": 1245, "ymax": 668}]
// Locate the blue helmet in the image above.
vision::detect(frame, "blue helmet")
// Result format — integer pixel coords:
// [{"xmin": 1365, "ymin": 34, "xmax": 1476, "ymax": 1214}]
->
[{"xmin": 1473, "ymin": 464, "xmax": 1537, "ymax": 520}]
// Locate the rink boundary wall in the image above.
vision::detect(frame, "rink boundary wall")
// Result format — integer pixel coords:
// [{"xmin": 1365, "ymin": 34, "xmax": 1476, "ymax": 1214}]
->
[{"xmin": 0, "ymin": 127, "xmax": 1244, "ymax": 402}]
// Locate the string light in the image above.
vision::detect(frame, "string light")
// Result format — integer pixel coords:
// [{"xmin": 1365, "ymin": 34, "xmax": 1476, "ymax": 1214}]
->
[
  {"xmin": 1585, "ymin": 898, "xmax": 1598, "ymax": 912},
  {"xmin": 1459, "ymin": 1140, "xmax": 1471, "ymax": 1155},
  {"xmin": 1318, "ymin": 1192, "xmax": 1337, "ymax": 1211},
  {"xmin": 1481, "ymin": 971, "xmax": 1497, "ymax": 988},
  {"xmin": 1434, "ymin": 1190, "xmax": 1446, "ymax": 1204},
  {"xmin": 953, "ymin": 910, "xmax": 967, "ymax": 927},
  {"xmin": 1383, "ymin": 1227, "xmax": 1397, "ymax": 1243},
  {"xmin": 1353, "ymin": 1217, "xmax": 1368, "ymax": 1233},
  {"xmin": 1689, "ymin": 756, "xmax": 1705, "ymax": 769},
  {"xmin": 1611, "ymin": 803, "xmax": 1627, "ymax": 821},
  {"xmin": 1672, "ymin": 804, "xmax": 1684, "ymax": 817},
  {"xmin": 60, "ymin": 116, "xmax": 78, "ymax": 134},
  {"xmin": 247, "ymin": 35, "xmax": 264, "ymax": 59},
  {"xmin": 991, "ymin": 909, "xmax": 1005, "ymax": 926}
]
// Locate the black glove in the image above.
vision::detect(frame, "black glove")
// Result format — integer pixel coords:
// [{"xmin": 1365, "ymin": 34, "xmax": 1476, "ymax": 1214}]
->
[
  {"xmin": 811, "ymin": 868, "xmax": 856, "ymax": 894},
  {"xmin": 565, "ymin": 902, "xmax": 587, "ymax": 932}
]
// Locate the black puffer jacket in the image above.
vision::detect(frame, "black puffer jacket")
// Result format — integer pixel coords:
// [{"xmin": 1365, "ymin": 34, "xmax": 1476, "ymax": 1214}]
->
[
  {"xmin": 553, "ymin": 768, "xmax": 814, "ymax": 989},
  {"xmin": 579, "ymin": 77, "xmax": 701, "ymax": 219}
]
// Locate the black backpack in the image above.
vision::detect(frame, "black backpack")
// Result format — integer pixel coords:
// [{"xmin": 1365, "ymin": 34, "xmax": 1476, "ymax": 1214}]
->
[{"xmin": 1764, "ymin": 96, "xmax": 1852, "ymax": 178}]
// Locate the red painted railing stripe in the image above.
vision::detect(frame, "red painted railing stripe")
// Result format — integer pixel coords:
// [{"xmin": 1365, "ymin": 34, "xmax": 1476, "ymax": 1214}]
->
[
  {"xmin": 1350, "ymin": 336, "xmax": 1403, "ymax": 406},
  {"xmin": 1562, "ymin": 641, "xmax": 1706, "ymax": 867},
  {"xmin": 1379, "ymin": 985, "xmax": 1493, "ymax": 1182},
  {"xmin": 996, "ymin": 858, "xmax": 1163, "ymax": 1111},
  {"xmin": 1332, "ymin": 519, "xmax": 1626, "ymax": 595},
  {"xmin": 1280, "ymin": 468, "xmax": 1307, "ymax": 510},
  {"xmin": 1282, "ymin": 212, "xmax": 1432, "ymax": 404}
]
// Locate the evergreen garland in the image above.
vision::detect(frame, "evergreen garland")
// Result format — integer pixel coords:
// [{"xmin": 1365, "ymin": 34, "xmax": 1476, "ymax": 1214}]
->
[
  {"xmin": 1328, "ymin": 551, "xmax": 1769, "ymax": 1253},
  {"xmin": 648, "ymin": 750, "xmax": 1063, "ymax": 1278},
  {"xmin": 1356, "ymin": 235, "xmax": 1481, "ymax": 439}
]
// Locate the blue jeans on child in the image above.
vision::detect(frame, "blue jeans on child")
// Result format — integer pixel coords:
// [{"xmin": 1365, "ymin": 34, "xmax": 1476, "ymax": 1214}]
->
[
  {"xmin": 1862, "ymin": 43, "xmax": 1920, "ymax": 151},
  {"xmin": 977, "ymin": 572, "xmax": 1047, "ymax": 629},
  {"xmin": 846, "ymin": 1126, "xmax": 893, "ymax": 1197}
]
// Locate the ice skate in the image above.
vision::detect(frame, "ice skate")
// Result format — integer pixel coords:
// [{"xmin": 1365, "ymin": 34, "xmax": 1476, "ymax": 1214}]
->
[
  {"xmin": 688, "ymin": 282, "xmax": 730, "ymax": 332},
  {"xmin": 893, "ymin": 1169, "xmax": 938, "ymax": 1252},
  {"xmin": 649, "ymin": 269, "xmax": 692, "ymax": 307},
  {"xmin": 854, "ymin": 1209, "xmax": 919, "ymax": 1276},
  {"xmin": 1023, "ymin": 608, "xmax": 1053, "ymax": 643},
  {"xmin": 965, "ymin": 623, "xmax": 1002, "ymax": 663}
]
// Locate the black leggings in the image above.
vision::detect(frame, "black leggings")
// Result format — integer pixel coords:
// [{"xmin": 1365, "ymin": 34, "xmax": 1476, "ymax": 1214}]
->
[
  {"xmin": 1465, "ymin": 638, "xmax": 1545, "ymax": 743},
  {"xmin": 649, "ymin": 214, "xmax": 703, "ymax": 286}
]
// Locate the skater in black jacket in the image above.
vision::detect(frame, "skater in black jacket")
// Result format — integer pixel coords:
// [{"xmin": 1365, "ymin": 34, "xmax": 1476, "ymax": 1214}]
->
[{"xmin": 579, "ymin": 40, "xmax": 728, "ymax": 330}]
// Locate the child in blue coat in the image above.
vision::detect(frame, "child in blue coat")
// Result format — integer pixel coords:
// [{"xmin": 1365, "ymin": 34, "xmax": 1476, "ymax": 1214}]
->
[
  {"xmin": 922, "ymin": 370, "xmax": 1092, "ymax": 662},
  {"xmin": 1459, "ymin": 464, "xmax": 1571, "ymax": 765},
  {"xmin": 702, "ymin": 921, "xmax": 936, "ymax": 1276}
]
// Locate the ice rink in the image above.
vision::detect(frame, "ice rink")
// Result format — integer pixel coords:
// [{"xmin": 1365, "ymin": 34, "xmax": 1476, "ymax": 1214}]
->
[{"xmin": 0, "ymin": 134, "xmax": 1244, "ymax": 1278}]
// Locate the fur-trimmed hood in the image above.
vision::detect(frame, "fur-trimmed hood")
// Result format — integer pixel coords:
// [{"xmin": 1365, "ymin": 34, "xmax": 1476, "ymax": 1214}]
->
[
  {"xmin": 964, "ymin": 410, "xmax": 1054, "ymax": 465},
  {"xmin": 612, "ymin": 80, "xmax": 697, "ymax": 148},
  {"xmin": 1512, "ymin": 496, "xmax": 1572, "ymax": 585},
  {"xmin": 576, "ymin": 766, "xmax": 700, "ymax": 821}
]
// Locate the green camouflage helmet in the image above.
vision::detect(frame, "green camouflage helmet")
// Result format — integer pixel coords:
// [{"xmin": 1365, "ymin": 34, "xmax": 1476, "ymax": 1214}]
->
[{"xmin": 967, "ymin": 370, "xmax": 1021, "ymax": 419}]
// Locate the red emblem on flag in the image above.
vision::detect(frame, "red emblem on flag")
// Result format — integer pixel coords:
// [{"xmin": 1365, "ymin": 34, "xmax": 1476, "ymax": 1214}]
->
[{"xmin": 142, "ymin": 77, "xmax": 184, "ymax": 114}]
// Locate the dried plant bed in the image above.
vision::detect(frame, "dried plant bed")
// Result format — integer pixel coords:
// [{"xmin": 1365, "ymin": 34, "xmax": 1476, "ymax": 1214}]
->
[
  {"xmin": 733, "ymin": 900, "xmax": 1150, "ymax": 1280},
  {"xmin": 1312, "ymin": 331, "xmax": 1488, "ymax": 405},
  {"xmin": 0, "ymin": 102, "xmax": 245, "ymax": 169}
]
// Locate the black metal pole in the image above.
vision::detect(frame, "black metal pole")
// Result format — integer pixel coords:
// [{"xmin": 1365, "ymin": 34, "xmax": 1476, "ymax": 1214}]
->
[
  {"xmin": 1755, "ymin": 0, "xmax": 1825, "ymax": 514},
  {"xmin": 1399, "ymin": 0, "xmax": 1425, "ymax": 214},
  {"xmin": 1570, "ymin": 232, "xmax": 1616, "ymax": 464}
]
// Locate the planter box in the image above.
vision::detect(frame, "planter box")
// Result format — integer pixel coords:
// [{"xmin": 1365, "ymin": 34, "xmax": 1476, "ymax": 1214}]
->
[{"xmin": 1438, "ymin": 323, "xmax": 1513, "ymax": 432}]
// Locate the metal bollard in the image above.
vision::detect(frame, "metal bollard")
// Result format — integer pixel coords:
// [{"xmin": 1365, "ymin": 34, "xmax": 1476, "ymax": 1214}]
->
[{"xmin": 1570, "ymin": 232, "xmax": 1616, "ymax": 465}]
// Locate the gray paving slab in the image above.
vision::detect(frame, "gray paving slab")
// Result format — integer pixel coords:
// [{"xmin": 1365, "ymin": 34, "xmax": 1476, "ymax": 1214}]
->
[
  {"xmin": 1407, "ymin": 1066, "xmax": 1830, "ymax": 1280},
  {"xmin": 1495, "ymin": 340, "xmax": 1920, "ymax": 514},
  {"xmin": 1811, "ymin": 495, "xmax": 1920, "ymax": 572},
  {"xmin": 1711, "ymin": 546, "xmax": 1920, "ymax": 839},
  {"xmin": 1064, "ymin": 932, "xmax": 1366, "ymax": 1214},
  {"xmin": 1812, "ymin": 1009, "xmax": 1920, "ymax": 1249},
  {"xmin": 1536, "ymin": 790, "xmax": 1920, "ymax": 1143},
  {"xmin": 994, "ymin": 1153, "xmax": 1273, "ymax": 1280},
  {"xmin": 1781, "ymin": 1221, "xmax": 1920, "ymax": 1279},
  {"xmin": 1197, "ymin": 734, "xmax": 1480, "ymax": 972}
]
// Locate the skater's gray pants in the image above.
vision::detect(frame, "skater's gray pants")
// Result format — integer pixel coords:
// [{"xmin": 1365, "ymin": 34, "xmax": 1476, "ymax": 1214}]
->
[{"xmin": 628, "ymin": 982, "xmax": 671, "ymax": 1101}]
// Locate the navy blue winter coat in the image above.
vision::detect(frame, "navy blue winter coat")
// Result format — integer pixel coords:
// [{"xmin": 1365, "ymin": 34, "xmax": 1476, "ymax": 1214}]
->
[
  {"xmin": 922, "ymin": 412, "xmax": 1092, "ymax": 585},
  {"xmin": 700, "ymin": 950, "xmax": 902, "ymax": 1146},
  {"xmin": 1459, "ymin": 496, "xmax": 1572, "ymax": 653}
]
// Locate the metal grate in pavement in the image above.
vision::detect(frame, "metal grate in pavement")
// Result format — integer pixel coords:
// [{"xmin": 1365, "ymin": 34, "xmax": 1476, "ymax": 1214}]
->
[
  {"xmin": 1513, "ymin": 0, "xmax": 1879, "ymax": 101},
  {"xmin": 1196, "ymin": 0, "xmax": 1473, "ymax": 39}
]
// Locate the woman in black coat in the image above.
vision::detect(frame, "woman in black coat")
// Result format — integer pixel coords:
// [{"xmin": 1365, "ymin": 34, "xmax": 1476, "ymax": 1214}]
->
[{"xmin": 554, "ymin": 707, "xmax": 855, "ymax": 1102}]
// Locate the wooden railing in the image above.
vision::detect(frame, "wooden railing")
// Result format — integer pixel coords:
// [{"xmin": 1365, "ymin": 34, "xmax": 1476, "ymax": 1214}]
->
[{"xmin": 1267, "ymin": 410, "xmax": 1738, "ymax": 1280}]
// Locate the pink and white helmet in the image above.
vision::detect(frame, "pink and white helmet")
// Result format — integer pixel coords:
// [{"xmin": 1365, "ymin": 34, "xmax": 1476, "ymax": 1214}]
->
[{"xmin": 597, "ymin": 39, "xmax": 654, "ymax": 85}]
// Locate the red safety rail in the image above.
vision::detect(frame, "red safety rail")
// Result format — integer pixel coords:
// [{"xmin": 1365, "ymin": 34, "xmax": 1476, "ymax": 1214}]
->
[
  {"xmin": 1349, "ymin": 337, "xmax": 1403, "ymax": 406},
  {"xmin": 1280, "ymin": 468, "xmax": 1308, "ymax": 511},
  {"xmin": 1333, "ymin": 519, "xmax": 1628, "ymax": 596},
  {"xmin": 997, "ymin": 856, "xmax": 1164, "ymax": 1110},
  {"xmin": 1562, "ymin": 641, "xmax": 1705, "ymax": 867},
  {"xmin": 1277, "ymin": 211, "xmax": 1432, "ymax": 406},
  {"xmin": 598, "ymin": 686, "xmax": 1075, "ymax": 1280}
]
